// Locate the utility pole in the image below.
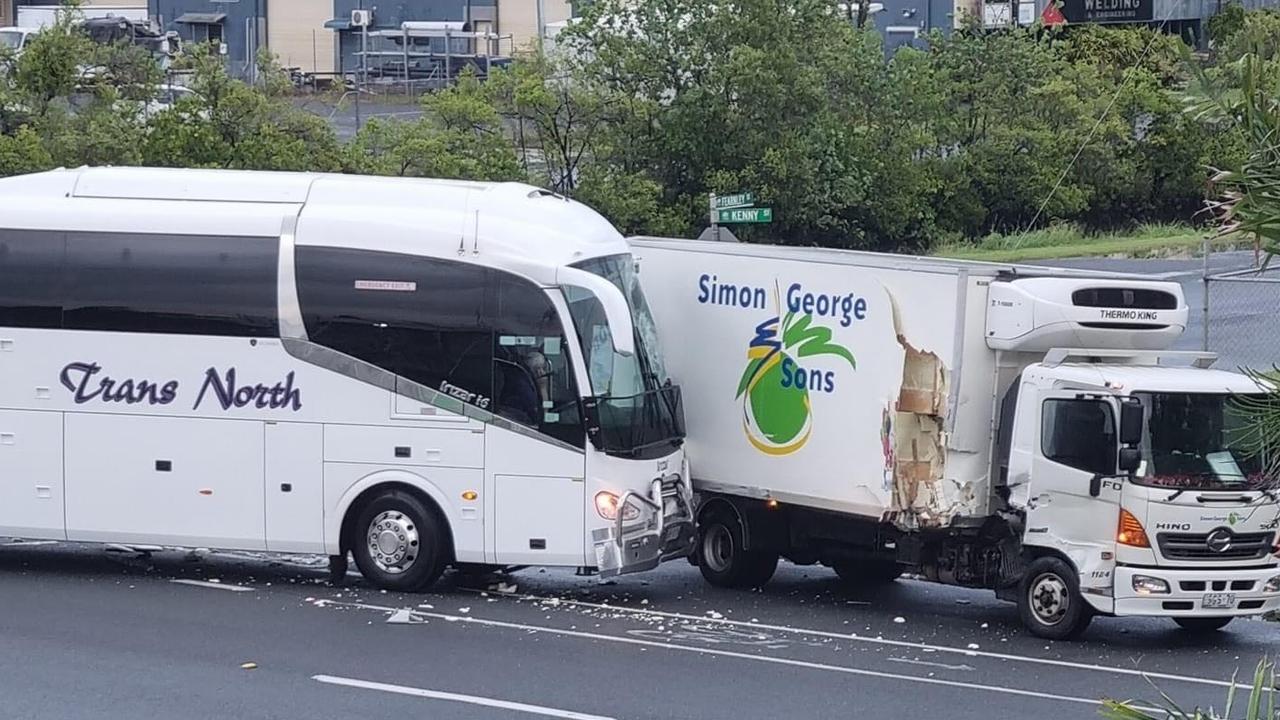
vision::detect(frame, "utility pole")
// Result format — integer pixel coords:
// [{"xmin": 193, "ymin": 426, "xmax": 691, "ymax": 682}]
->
[
  {"xmin": 355, "ymin": 0, "xmax": 367, "ymax": 133},
  {"xmin": 536, "ymin": 0, "xmax": 546, "ymax": 43}
]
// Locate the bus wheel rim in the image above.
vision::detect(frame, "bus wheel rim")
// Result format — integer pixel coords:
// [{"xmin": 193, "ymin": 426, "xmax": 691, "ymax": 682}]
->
[{"xmin": 367, "ymin": 510, "xmax": 419, "ymax": 575}]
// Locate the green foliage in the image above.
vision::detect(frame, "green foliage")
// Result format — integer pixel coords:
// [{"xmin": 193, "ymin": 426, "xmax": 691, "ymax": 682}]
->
[
  {"xmin": 1208, "ymin": 2, "xmax": 1249, "ymax": 48},
  {"xmin": 1188, "ymin": 40, "xmax": 1280, "ymax": 262},
  {"xmin": 1213, "ymin": 6, "xmax": 1280, "ymax": 62},
  {"xmin": 0, "ymin": 0, "xmax": 1277, "ymax": 257},
  {"xmin": 0, "ymin": 125, "xmax": 53, "ymax": 175},
  {"xmin": 143, "ymin": 43, "xmax": 343, "ymax": 171},
  {"xmin": 346, "ymin": 70, "xmax": 521, "ymax": 180},
  {"xmin": 1101, "ymin": 657, "xmax": 1277, "ymax": 720}
]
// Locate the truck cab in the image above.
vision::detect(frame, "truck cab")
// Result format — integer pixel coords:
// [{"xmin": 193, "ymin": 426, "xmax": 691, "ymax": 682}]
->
[{"xmin": 988, "ymin": 275, "xmax": 1280, "ymax": 638}]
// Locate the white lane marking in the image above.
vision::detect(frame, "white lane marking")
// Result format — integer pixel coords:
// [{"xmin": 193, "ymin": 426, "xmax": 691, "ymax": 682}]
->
[
  {"xmin": 464, "ymin": 590, "xmax": 1248, "ymax": 691},
  {"xmin": 169, "ymin": 579, "xmax": 253, "ymax": 593},
  {"xmin": 313, "ymin": 600, "xmax": 1161, "ymax": 713},
  {"xmin": 887, "ymin": 658, "xmax": 974, "ymax": 672},
  {"xmin": 313, "ymin": 674, "xmax": 616, "ymax": 720}
]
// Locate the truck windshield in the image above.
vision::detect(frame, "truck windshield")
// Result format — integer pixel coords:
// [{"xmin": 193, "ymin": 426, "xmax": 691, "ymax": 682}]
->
[
  {"xmin": 0, "ymin": 31, "xmax": 24, "ymax": 50},
  {"xmin": 566, "ymin": 254, "xmax": 684, "ymax": 459},
  {"xmin": 1133, "ymin": 392, "xmax": 1278, "ymax": 491}
]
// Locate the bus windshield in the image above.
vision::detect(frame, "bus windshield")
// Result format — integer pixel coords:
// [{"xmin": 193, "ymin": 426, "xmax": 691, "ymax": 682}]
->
[
  {"xmin": 566, "ymin": 254, "xmax": 684, "ymax": 459},
  {"xmin": 1133, "ymin": 392, "xmax": 1278, "ymax": 492}
]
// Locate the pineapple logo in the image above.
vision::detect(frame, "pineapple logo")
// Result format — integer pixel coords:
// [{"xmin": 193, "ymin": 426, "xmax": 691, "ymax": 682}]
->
[{"xmin": 735, "ymin": 309, "xmax": 856, "ymax": 456}]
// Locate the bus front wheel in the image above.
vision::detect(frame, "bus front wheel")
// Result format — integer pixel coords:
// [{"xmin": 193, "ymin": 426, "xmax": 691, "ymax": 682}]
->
[{"xmin": 351, "ymin": 490, "xmax": 448, "ymax": 592}]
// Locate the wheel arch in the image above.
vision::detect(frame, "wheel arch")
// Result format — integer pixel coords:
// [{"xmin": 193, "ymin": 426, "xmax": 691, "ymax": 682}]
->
[{"xmin": 329, "ymin": 469, "xmax": 456, "ymax": 563}]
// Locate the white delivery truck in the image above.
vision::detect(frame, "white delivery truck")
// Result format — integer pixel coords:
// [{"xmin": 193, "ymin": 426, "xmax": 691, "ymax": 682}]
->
[{"xmin": 630, "ymin": 236, "xmax": 1280, "ymax": 639}]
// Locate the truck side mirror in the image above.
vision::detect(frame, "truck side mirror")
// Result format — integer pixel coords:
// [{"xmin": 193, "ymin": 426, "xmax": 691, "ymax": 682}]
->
[
  {"xmin": 1118, "ymin": 447, "xmax": 1141, "ymax": 474},
  {"xmin": 1119, "ymin": 400, "xmax": 1143, "ymax": 447}
]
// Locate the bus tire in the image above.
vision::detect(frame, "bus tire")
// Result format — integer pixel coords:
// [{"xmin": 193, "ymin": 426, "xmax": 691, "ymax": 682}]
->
[
  {"xmin": 1018, "ymin": 556, "xmax": 1092, "ymax": 640},
  {"xmin": 832, "ymin": 558, "xmax": 903, "ymax": 585},
  {"xmin": 697, "ymin": 513, "xmax": 778, "ymax": 589},
  {"xmin": 1173, "ymin": 617, "xmax": 1232, "ymax": 633},
  {"xmin": 351, "ymin": 490, "xmax": 448, "ymax": 592}
]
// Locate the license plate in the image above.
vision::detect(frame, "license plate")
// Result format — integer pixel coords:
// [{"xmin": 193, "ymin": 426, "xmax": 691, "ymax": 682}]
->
[{"xmin": 1202, "ymin": 593, "xmax": 1237, "ymax": 609}]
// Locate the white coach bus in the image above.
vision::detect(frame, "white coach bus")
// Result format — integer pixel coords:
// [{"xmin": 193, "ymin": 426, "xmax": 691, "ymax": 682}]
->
[{"xmin": 0, "ymin": 167, "xmax": 694, "ymax": 590}]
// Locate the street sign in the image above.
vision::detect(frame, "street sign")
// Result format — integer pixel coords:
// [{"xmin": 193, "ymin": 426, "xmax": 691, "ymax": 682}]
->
[
  {"xmin": 714, "ymin": 193, "xmax": 755, "ymax": 210},
  {"xmin": 717, "ymin": 207, "xmax": 773, "ymax": 224}
]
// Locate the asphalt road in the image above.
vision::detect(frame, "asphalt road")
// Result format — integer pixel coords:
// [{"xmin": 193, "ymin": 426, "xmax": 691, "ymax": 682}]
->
[{"xmin": 1, "ymin": 541, "xmax": 1275, "ymax": 720}]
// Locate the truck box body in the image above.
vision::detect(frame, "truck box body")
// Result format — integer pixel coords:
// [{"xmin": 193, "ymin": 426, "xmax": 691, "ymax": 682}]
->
[{"xmin": 629, "ymin": 237, "xmax": 1186, "ymax": 530}]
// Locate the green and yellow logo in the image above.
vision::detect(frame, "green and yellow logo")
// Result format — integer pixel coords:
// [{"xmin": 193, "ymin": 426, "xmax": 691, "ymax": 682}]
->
[{"xmin": 735, "ymin": 311, "xmax": 856, "ymax": 456}]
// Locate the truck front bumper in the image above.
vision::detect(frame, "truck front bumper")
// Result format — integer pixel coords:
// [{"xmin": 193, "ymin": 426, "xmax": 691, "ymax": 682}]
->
[{"xmin": 1110, "ymin": 565, "xmax": 1280, "ymax": 617}]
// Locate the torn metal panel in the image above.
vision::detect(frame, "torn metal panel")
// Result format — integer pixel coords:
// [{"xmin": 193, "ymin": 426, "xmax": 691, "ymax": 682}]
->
[{"xmin": 884, "ymin": 291, "xmax": 968, "ymax": 528}]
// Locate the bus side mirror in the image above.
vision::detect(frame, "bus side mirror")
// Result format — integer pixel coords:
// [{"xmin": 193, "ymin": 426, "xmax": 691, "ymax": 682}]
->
[
  {"xmin": 557, "ymin": 267, "xmax": 636, "ymax": 357},
  {"xmin": 1119, "ymin": 399, "xmax": 1143, "ymax": 447},
  {"xmin": 1118, "ymin": 447, "xmax": 1141, "ymax": 474}
]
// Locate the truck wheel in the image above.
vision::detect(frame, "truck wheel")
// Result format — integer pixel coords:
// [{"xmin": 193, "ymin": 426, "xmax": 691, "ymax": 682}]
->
[
  {"xmin": 1173, "ymin": 617, "xmax": 1232, "ymax": 633},
  {"xmin": 1018, "ymin": 557, "xmax": 1092, "ymax": 640},
  {"xmin": 833, "ymin": 559, "xmax": 902, "ymax": 585},
  {"xmin": 351, "ymin": 490, "xmax": 448, "ymax": 592},
  {"xmin": 697, "ymin": 514, "xmax": 778, "ymax": 589}
]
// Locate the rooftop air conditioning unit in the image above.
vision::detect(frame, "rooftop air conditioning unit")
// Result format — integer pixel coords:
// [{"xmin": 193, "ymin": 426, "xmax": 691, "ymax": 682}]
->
[
  {"xmin": 985, "ymin": 277, "xmax": 1188, "ymax": 352},
  {"xmin": 351, "ymin": 9, "xmax": 372, "ymax": 27}
]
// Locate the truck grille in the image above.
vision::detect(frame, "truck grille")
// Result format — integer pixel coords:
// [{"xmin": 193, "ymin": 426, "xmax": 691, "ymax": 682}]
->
[{"xmin": 1156, "ymin": 530, "xmax": 1275, "ymax": 561}]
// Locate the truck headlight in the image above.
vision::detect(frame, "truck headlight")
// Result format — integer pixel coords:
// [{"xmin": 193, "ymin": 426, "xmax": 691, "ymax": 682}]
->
[
  {"xmin": 1132, "ymin": 575, "xmax": 1170, "ymax": 595},
  {"xmin": 594, "ymin": 492, "xmax": 640, "ymax": 521},
  {"xmin": 1264, "ymin": 575, "xmax": 1280, "ymax": 593}
]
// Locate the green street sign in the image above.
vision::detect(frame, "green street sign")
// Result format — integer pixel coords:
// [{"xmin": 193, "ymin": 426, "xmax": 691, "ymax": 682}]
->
[
  {"xmin": 717, "ymin": 207, "xmax": 773, "ymax": 224},
  {"xmin": 714, "ymin": 192, "xmax": 755, "ymax": 210}
]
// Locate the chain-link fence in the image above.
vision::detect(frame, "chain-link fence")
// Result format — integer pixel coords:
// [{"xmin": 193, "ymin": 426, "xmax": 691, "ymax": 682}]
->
[{"xmin": 1203, "ymin": 264, "xmax": 1280, "ymax": 372}]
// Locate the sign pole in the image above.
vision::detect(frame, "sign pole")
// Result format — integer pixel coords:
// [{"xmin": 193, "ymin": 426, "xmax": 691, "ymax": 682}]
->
[{"xmin": 709, "ymin": 192, "xmax": 720, "ymax": 242}]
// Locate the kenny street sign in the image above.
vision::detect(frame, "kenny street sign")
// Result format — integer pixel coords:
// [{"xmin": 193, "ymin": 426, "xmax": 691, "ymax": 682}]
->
[{"xmin": 717, "ymin": 207, "xmax": 773, "ymax": 224}]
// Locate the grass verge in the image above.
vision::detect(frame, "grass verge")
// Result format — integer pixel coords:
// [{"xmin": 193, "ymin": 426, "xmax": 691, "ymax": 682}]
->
[{"xmin": 933, "ymin": 223, "xmax": 1244, "ymax": 263}]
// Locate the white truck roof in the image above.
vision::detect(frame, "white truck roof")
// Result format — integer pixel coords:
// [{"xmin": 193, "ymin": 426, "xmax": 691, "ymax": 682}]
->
[
  {"xmin": 1038, "ymin": 363, "xmax": 1264, "ymax": 395},
  {"xmin": 630, "ymin": 235, "xmax": 1164, "ymax": 282}
]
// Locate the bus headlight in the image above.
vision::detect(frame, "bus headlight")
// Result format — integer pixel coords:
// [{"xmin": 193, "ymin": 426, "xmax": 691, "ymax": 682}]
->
[
  {"xmin": 594, "ymin": 492, "xmax": 640, "ymax": 521},
  {"xmin": 1132, "ymin": 575, "xmax": 1170, "ymax": 595},
  {"xmin": 1264, "ymin": 575, "xmax": 1280, "ymax": 593}
]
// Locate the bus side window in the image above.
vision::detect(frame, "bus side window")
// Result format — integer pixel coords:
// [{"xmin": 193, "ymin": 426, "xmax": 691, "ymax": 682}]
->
[
  {"xmin": 296, "ymin": 247, "xmax": 494, "ymax": 410},
  {"xmin": 490, "ymin": 272, "xmax": 583, "ymax": 448},
  {"xmin": 62, "ymin": 231, "xmax": 278, "ymax": 337},
  {"xmin": 0, "ymin": 228, "xmax": 65, "ymax": 329}
]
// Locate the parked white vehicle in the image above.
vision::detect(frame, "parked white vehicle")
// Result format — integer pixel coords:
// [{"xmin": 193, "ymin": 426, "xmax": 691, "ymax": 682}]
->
[
  {"xmin": 0, "ymin": 26, "xmax": 38, "ymax": 55},
  {"xmin": 0, "ymin": 167, "xmax": 694, "ymax": 590},
  {"xmin": 631, "ymin": 236, "xmax": 1280, "ymax": 639}
]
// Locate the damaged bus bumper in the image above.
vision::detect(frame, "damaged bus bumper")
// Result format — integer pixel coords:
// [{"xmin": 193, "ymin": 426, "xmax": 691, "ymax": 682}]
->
[{"xmin": 593, "ymin": 473, "xmax": 697, "ymax": 577}]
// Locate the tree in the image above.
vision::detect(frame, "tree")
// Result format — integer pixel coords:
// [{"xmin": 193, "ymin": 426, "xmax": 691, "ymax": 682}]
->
[
  {"xmin": 346, "ymin": 70, "xmax": 521, "ymax": 181},
  {"xmin": 487, "ymin": 53, "xmax": 615, "ymax": 195},
  {"xmin": 144, "ymin": 44, "xmax": 343, "ymax": 171},
  {"xmin": 563, "ymin": 0, "xmax": 938, "ymax": 248},
  {"xmin": 1190, "ymin": 44, "xmax": 1280, "ymax": 262}
]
